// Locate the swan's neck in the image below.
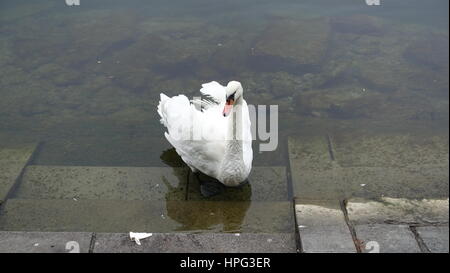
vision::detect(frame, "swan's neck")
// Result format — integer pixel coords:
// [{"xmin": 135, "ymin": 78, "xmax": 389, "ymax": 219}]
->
[
  {"xmin": 225, "ymin": 99, "xmax": 244, "ymax": 160},
  {"xmin": 219, "ymin": 99, "xmax": 246, "ymax": 186}
]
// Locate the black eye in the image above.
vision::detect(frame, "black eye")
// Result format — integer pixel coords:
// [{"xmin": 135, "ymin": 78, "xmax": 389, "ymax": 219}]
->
[{"xmin": 227, "ymin": 92, "xmax": 236, "ymax": 100}]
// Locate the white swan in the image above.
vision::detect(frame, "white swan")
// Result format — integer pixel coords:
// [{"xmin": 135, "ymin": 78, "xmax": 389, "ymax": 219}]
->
[{"xmin": 157, "ymin": 81, "xmax": 253, "ymax": 187}]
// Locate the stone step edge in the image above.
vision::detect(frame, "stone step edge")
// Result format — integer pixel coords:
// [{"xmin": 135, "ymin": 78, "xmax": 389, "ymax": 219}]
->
[
  {"xmin": 0, "ymin": 142, "xmax": 42, "ymax": 204},
  {"xmin": 0, "ymin": 231, "xmax": 296, "ymax": 253}
]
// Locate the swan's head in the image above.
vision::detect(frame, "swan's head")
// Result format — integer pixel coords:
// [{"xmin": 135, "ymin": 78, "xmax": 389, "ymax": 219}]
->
[{"xmin": 223, "ymin": 81, "xmax": 243, "ymax": 117}]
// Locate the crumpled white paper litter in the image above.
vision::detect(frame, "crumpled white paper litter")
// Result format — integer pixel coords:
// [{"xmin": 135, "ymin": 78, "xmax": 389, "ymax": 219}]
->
[{"xmin": 129, "ymin": 232, "xmax": 153, "ymax": 245}]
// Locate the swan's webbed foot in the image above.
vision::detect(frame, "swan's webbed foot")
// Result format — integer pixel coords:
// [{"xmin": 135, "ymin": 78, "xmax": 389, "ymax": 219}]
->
[
  {"xmin": 196, "ymin": 172, "xmax": 224, "ymax": 198},
  {"xmin": 235, "ymin": 179, "xmax": 249, "ymax": 188}
]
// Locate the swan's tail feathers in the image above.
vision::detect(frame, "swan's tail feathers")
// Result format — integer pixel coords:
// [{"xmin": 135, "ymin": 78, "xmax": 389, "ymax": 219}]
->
[
  {"xmin": 157, "ymin": 94, "xmax": 193, "ymax": 139},
  {"xmin": 157, "ymin": 93, "xmax": 170, "ymax": 127}
]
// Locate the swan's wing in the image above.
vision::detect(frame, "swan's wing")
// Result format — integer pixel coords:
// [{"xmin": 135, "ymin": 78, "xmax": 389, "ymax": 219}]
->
[
  {"xmin": 241, "ymin": 100, "xmax": 253, "ymax": 173},
  {"xmin": 165, "ymin": 135, "xmax": 224, "ymax": 177},
  {"xmin": 158, "ymin": 92, "xmax": 225, "ymax": 176},
  {"xmin": 191, "ymin": 81, "xmax": 226, "ymax": 111}
]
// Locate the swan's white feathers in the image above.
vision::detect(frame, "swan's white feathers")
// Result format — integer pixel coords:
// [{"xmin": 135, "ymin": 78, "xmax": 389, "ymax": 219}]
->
[
  {"xmin": 188, "ymin": 81, "xmax": 225, "ymax": 111},
  {"xmin": 157, "ymin": 81, "xmax": 253, "ymax": 186},
  {"xmin": 200, "ymin": 81, "xmax": 226, "ymax": 104}
]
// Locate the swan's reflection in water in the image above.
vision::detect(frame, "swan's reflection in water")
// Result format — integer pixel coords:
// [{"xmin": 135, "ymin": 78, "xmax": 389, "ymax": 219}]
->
[
  {"xmin": 165, "ymin": 199, "xmax": 251, "ymax": 232},
  {"xmin": 160, "ymin": 148, "xmax": 252, "ymax": 232}
]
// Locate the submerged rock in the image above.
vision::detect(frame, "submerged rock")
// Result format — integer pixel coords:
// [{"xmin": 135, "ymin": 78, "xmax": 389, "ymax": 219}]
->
[
  {"xmin": 269, "ymin": 72, "xmax": 302, "ymax": 98},
  {"xmin": 330, "ymin": 14, "xmax": 385, "ymax": 36},
  {"xmin": 403, "ymin": 33, "xmax": 449, "ymax": 71},
  {"xmin": 81, "ymin": 86, "xmax": 128, "ymax": 116},
  {"xmin": 209, "ymin": 42, "xmax": 249, "ymax": 76},
  {"xmin": 326, "ymin": 21, "xmax": 449, "ymax": 95},
  {"xmin": 251, "ymin": 18, "xmax": 331, "ymax": 73},
  {"xmin": 293, "ymin": 84, "xmax": 383, "ymax": 119},
  {"xmin": 33, "ymin": 63, "xmax": 81, "ymax": 86}
]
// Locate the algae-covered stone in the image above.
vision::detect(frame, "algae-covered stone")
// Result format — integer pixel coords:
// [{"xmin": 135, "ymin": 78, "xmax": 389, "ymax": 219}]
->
[
  {"xmin": 346, "ymin": 198, "xmax": 449, "ymax": 225},
  {"xmin": 251, "ymin": 18, "xmax": 331, "ymax": 73}
]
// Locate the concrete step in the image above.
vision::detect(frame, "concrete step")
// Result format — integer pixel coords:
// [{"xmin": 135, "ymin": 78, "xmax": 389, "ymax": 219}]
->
[
  {"xmin": 0, "ymin": 198, "xmax": 294, "ymax": 234},
  {"xmin": 93, "ymin": 232, "xmax": 296, "ymax": 253},
  {"xmin": 14, "ymin": 166, "xmax": 189, "ymax": 201},
  {"xmin": 14, "ymin": 165, "xmax": 289, "ymax": 201},
  {"xmin": 346, "ymin": 198, "xmax": 449, "ymax": 253},
  {"xmin": 0, "ymin": 231, "xmax": 296, "ymax": 253},
  {"xmin": 295, "ymin": 200, "xmax": 356, "ymax": 253},
  {"xmin": 288, "ymin": 132, "xmax": 449, "ymax": 200},
  {"xmin": 0, "ymin": 231, "xmax": 92, "ymax": 253},
  {"xmin": 32, "ymin": 136, "xmax": 174, "ymax": 167},
  {"xmin": 0, "ymin": 144, "xmax": 38, "ymax": 204}
]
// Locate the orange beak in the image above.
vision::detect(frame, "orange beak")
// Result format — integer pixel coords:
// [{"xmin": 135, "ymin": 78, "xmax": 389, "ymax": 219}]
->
[{"xmin": 223, "ymin": 98, "xmax": 234, "ymax": 117}]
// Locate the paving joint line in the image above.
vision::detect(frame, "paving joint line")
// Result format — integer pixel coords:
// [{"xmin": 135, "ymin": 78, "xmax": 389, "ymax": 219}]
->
[
  {"xmin": 409, "ymin": 226, "xmax": 431, "ymax": 253},
  {"xmin": 89, "ymin": 232, "xmax": 97, "ymax": 253},
  {"xmin": 284, "ymin": 136, "xmax": 294, "ymax": 201},
  {"xmin": 340, "ymin": 199, "xmax": 362, "ymax": 253},
  {"xmin": 292, "ymin": 197, "xmax": 303, "ymax": 253},
  {"xmin": 325, "ymin": 133, "xmax": 335, "ymax": 161}
]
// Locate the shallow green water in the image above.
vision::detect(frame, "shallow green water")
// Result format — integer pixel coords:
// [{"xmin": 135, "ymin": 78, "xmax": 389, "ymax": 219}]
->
[{"xmin": 0, "ymin": 0, "xmax": 448, "ymax": 232}]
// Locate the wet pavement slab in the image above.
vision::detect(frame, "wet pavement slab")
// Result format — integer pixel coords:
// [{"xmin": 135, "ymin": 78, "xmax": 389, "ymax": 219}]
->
[
  {"xmin": 416, "ymin": 226, "xmax": 449, "ymax": 253},
  {"xmin": 354, "ymin": 224, "xmax": 421, "ymax": 253},
  {"xmin": 0, "ymin": 231, "xmax": 296, "ymax": 253},
  {"xmin": 93, "ymin": 232, "xmax": 296, "ymax": 253},
  {"xmin": 0, "ymin": 231, "xmax": 92, "ymax": 253},
  {"xmin": 346, "ymin": 198, "xmax": 448, "ymax": 253},
  {"xmin": 295, "ymin": 201, "xmax": 356, "ymax": 253}
]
